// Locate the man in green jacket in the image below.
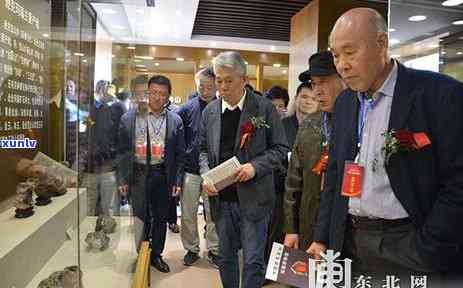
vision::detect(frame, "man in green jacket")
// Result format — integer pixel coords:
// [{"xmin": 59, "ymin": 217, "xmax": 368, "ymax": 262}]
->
[{"xmin": 283, "ymin": 51, "xmax": 345, "ymax": 250}]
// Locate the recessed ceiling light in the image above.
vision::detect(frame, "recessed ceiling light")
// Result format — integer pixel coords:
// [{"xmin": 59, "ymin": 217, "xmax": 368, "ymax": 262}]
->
[
  {"xmin": 388, "ymin": 28, "xmax": 396, "ymax": 32},
  {"xmin": 127, "ymin": 46, "xmax": 136, "ymax": 50},
  {"xmin": 42, "ymin": 33, "xmax": 49, "ymax": 38},
  {"xmin": 273, "ymin": 63, "xmax": 281, "ymax": 68},
  {"xmin": 391, "ymin": 54, "xmax": 401, "ymax": 58},
  {"xmin": 270, "ymin": 46, "xmax": 276, "ymax": 51},
  {"xmin": 442, "ymin": 0, "xmax": 463, "ymax": 7},
  {"xmin": 442, "ymin": 51, "xmax": 447, "ymax": 55},
  {"xmin": 136, "ymin": 64, "xmax": 146, "ymax": 68},
  {"xmin": 138, "ymin": 69, "xmax": 148, "ymax": 72},
  {"xmin": 390, "ymin": 38, "xmax": 400, "ymax": 45},
  {"xmin": 244, "ymin": 61, "xmax": 249, "ymax": 65},
  {"xmin": 74, "ymin": 52, "xmax": 85, "ymax": 57},
  {"xmin": 102, "ymin": 8, "xmax": 117, "ymax": 15},
  {"xmin": 154, "ymin": 62, "xmax": 160, "ymax": 66},
  {"xmin": 176, "ymin": 57, "xmax": 184, "ymax": 62},
  {"xmin": 457, "ymin": 52, "xmax": 463, "ymax": 55},
  {"xmin": 136, "ymin": 9, "xmax": 144, "ymax": 14},
  {"xmin": 408, "ymin": 15, "xmax": 427, "ymax": 22},
  {"xmin": 135, "ymin": 55, "xmax": 154, "ymax": 60},
  {"xmin": 452, "ymin": 20, "xmax": 463, "ymax": 25},
  {"xmin": 282, "ymin": 69, "xmax": 287, "ymax": 74},
  {"xmin": 175, "ymin": 10, "xmax": 182, "ymax": 16},
  {"xmin": 112, "ymin": 25, "xmax": 126, "ymax": 30},
  {"xmin": 82, "ymin": 59, "xmax": 87, "ymax": 63}
]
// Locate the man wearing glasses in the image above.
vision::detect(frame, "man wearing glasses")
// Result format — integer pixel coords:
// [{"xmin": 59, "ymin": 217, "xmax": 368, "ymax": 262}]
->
[{"xmin": 118, "ymin": 75, "xmax": 185, "ymax": 273}]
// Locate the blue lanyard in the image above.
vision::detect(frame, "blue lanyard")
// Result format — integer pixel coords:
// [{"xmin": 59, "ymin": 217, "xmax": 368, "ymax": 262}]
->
[
  {"xmin": 357, "ymin": 92, "xmax": 381, "ymax": 148},
  {"xmin": 322, "ymin": 112, "xmax": 331, "ymax": 145}
]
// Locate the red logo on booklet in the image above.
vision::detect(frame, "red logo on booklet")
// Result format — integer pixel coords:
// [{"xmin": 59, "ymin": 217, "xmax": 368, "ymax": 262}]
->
[{"xmin": 341, "ymin": 161, "xmax": 364, "ymax": 198}]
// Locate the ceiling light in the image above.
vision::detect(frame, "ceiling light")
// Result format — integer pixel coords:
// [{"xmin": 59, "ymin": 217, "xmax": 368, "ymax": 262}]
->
[
  {"xmin": 408, "ymin": 15, "xmax": 427, "ymax": 22},
  {"xmin": 390, "ymin": 38, "xmax": 400, "ymax": 45},
  {"xmin": 176, "ymin": 57, "xmax": 184, "ymax": 61},
  {"xmin": 273, "ymin": 63, "xmax": 281, "ymax": 68},
  {"xmin": 138, "ymin": 69, "xmax": 148, "ymax": 72},
  {"xmin": 245, "ymin": 61, "xmax": 248, "ymax": 65},
  {"xmin": 74, "ymin": 52, "xmax": 85, "ymax": 57},
  {"xmin": 135, "ymin": 55, "xmax": 154, "ymax": 60},
  {"xmin": 42, "ymin": 33, "xmax": 49, "ymax": 38},
  {"xmin": 391, "ymin": 54, "xmax": 401, "ymax": 58},
  {"xmin": 112, "ymin": 25, "xmax": 126, "ymax": 30},
  {"xmin": 282, "ymin": 69, "xmax": 287, "ymax": 74},
  {"xmin": 82, "ymin": 59, "xmax": 87, "ymax": 63},
  {"xmin": 136, "ymin": 9, "xmax": 144, "ymax": 14},
  {"xmin": 102, "ymin": 8, "xmax": 117, "ymax": 15},
  {"xmin": 388, "ymin": 28, "xmax": 396, "ymax": 32},
  {"xmin": 154, "ymin": 62, "xmax": 160, "ymax": 66},
  {"xmin": 442, "ymin": 0, "xmax": 463, "ymax": 7},
  {"xmin": 429, "ymin": 44, "xmax": 439, "ymax": 48},
  {"xmin": 136, "ymin": 64, "xmax": 146, "ymax": 68},
  {"xmin": 270, "ymin": 46, "xmax": 276, "ymax": 51},
  {"xmin": 442, "ymin": 51, "xmax": 447, "ymax": 55},
  {"xmin": 458, "ymin": 52, "xmax": 463, "ymax": 55},
  {"xmin": 452, "ymin": 20, "xmax": 463, "ymax": 25},
  {"xmin": 175, "ymin": 10, "xmax": 182, "ymax": 16},
  {"xmin": 127, "ymin": 46, "xmax": 136, "ymax": 50}
]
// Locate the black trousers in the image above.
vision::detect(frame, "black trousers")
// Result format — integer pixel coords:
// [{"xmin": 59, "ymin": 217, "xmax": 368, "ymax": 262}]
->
[
  {"xmin": 143, "ymin": 167, "xmax": 169, "ymax": 259},
  {"xmin": 343, "ymin": 219, "xmax": 448, "ymax": 287},
  {"xmin": 167, "ymin": 195, "xmax": 178, "ymax": 224}
]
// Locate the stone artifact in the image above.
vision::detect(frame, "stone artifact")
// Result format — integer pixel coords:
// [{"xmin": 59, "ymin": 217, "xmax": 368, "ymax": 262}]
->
[
  {"xmin": 37, "ymin": 265, "xmax": 82, "ymax": 288},
  {"xmin": 85, "ymin": 230, "xmax": 110, "ymax": 251},
  {"xmin": 95, "ymin": 215, "xmax": 117, "ymax": 234},
  {"xmin": 33, "ymin": 176, "xmax": 53, "ymax": 206},
  {"xmin": 14, "ymin": 181, "xmax": 34, "ymax": 218},
  {"xmin": 16, "ymin": 158, "xmax": 68, "ymax": 197},
  {"xmin": 16, "ymin": 158, "xmax": 46, "ymax": 179}
]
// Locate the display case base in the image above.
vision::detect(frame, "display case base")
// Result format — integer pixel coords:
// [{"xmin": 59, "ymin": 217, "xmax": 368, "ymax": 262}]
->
[{"xmin": 0, "ymin": 188, "xmax": 87, "ymax": 288}]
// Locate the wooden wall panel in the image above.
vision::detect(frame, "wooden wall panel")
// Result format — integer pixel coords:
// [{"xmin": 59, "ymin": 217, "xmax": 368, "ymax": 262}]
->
[{"xmin": 288, "ymin": 0, "xmax": 319, "ymax": 97}]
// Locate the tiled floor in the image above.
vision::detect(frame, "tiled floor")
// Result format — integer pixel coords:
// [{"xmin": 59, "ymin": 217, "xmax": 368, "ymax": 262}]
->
[{"xmin": 152, "ymin": 217, "xmax": 285, "ymax": 288}]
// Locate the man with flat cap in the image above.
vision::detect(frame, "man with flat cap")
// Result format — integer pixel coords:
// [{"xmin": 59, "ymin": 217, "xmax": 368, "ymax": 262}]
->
[{"xmin": 283, "ymin": 51, "xmax": 346, "ymax": 251}]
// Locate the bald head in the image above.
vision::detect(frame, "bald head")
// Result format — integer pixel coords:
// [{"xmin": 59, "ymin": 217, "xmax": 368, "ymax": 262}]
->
[
  {"xmin": 331, "ymin": 8, "xmax": 387, "ymax": 46},
  {"xmin": 329, "ymin": 8, "xmax": 391, "ymax": 93}
]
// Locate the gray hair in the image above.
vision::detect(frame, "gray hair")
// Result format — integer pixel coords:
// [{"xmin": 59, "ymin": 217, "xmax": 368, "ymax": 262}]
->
[{"xmin": 213, "ymin": 51, "xmax": 247, "ymax": 76}]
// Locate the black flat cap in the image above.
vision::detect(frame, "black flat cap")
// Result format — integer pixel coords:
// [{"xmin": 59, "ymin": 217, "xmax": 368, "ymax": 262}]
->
[{"xmin": 298, "ymin": 51, "xmax": 337, "ymax": 82}]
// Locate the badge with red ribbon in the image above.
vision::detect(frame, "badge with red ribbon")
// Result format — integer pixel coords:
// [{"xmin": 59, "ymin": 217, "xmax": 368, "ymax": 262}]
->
[
  {"xmin": 312, "ymin": 148, "xmax": 329, "ymax": 176},
  {"xmin": 382, "ymin": 129, "xmax": 431, "ymax": 164}
]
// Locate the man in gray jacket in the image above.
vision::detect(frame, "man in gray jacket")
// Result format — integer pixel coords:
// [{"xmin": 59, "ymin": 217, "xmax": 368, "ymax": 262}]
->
[{"xmin": 199, "ymin": 51, "xmax": 289, "ymax": 288}]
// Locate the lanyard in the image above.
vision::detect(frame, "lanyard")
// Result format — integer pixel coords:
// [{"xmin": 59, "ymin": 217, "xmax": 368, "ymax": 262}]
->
[
  {"xmin": 322, "ymin": 112, "xmax": 331, "ymax": 145},
  {"xmin": 357, "ymin": 92, "xmax": 383, "ymax": 149}
]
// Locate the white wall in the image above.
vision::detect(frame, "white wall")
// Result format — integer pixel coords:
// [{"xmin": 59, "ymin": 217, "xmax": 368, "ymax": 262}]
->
[{"xmin": 94, "ymin": 20, "xmax": 113, "ymax": 88}]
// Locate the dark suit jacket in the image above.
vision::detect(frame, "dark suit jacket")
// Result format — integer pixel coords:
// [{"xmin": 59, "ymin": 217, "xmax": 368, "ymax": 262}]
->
[
  {"xmin": 117, "ymin": 109, "xmax": 185, "ymax": 205},
  {"xmin": 314, "ymin": 62, "xmax": 463, "ymax": 272},
  {"xmin": 199, "ymin": 90, "xmax": 289, "ymax": 221}
]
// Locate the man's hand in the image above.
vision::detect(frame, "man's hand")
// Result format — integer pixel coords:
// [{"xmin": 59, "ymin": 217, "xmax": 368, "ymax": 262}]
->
[
  {"xmin": 306, "ymin": 241, "xmax": 327, "ymax": 260},
  {"xmin": 235, "ymin": 163, "xmax": 256, "ymax": 183},
  {"xmin": 202, "ymin": 180, "xmax": 218, "ymax": 196},
  {"xmin": 119, "ymin": 184, "xmax": 128, "ymax": 196},
  {"xmin": 172, "ymin": 186, "xmax": 181, "ymax": 197},
  {"xmin": 284, "ymin": 234, "xmax": 299, "ymax": 249}
]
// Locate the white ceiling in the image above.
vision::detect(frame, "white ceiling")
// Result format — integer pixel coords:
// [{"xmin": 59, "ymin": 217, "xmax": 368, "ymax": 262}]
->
[{"xmin": 91, "ymin": 0, "xmax": 290, "ymax": 53}]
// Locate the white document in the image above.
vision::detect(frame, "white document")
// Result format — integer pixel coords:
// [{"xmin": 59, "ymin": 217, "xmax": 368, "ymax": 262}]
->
[{"xmin": 201, "ymin": 156, "xmax": 242, "ymax": 191}]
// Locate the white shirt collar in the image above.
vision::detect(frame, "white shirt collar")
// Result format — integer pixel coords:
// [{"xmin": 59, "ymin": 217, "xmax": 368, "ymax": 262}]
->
[{"xmin": 222, "ymin": 89, "xmax": 246, "ymax": 113}]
